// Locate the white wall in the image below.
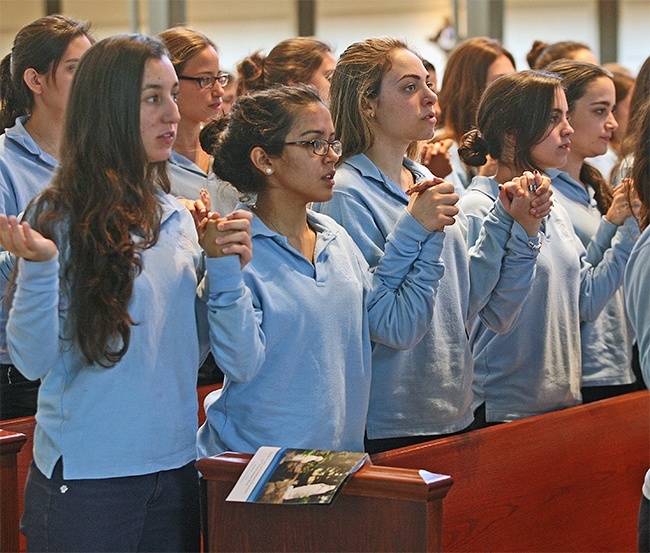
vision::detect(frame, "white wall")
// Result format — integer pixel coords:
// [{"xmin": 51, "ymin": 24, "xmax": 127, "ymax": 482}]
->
[{"xmin": 0, "ymin": 0, "xmax": 648, "ymax": 76}]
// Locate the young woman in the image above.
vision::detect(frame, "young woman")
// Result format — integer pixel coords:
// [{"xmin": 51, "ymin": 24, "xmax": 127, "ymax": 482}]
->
[
  {"xmin": 459, "ymin": 70, "xmax": 637, "ymax": 424},
  {"xmin": 527, "ymin": 40, "xmax": 599, "ymax": 70},
  {"xmin": 0, "ymin": 14, "xmax": 92, "ymax": 419},
  {"xmin": 622, "ymin": 97, "xmax": 650, "ymax": 553},
  {"xmin": 0, "ymin": 34, "xmax": 251, "ymax": 551},
  {"xmin": 543, "ymin": 60, "xmax": 640, "ymax": 402},
  {"xmin": 196, "ymin": 84, "xmax": 458, "ymax": 456},
  {"xmin": 158, "ymin": 26, "xmax": 239, "ymax": 215},
  {"xmin": 236, "ymin": 37, "xmax": 336, "ymax": 103},
  {"xmin": 612, "ymin": 55, "xmax": 650, "ymax": 186},
  {"xmin": 316, "ymin": 38, "xmax": 550, "ymax": 453},
  {"xmin": 435, "ymin": 37, "xmax": 516, "ymax": 193},
  {"xmin": 586, "ymin": 70, "xmax": 635, "ymax": 179}
]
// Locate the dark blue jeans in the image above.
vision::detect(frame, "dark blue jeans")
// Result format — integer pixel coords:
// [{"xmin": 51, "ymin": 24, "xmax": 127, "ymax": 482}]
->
[{"xmin": 21, "ymin": 459, "xmax": 200, "ymax": 552}]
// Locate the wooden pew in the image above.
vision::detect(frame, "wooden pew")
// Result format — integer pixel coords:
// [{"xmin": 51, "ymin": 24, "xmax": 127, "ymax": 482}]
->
[
  {"xmin": 0, "ymin": 417, "xmax": 34, "ymax": 553},
  {"xmin": 0, "ymin": 428, "xmax": 27, "ymax": 553},
  {"xmin": 197, "ymin": 452, "xmax": 453, "ymax": 552},
  {"xmin": 0, "ymin": 382, "xmax": 221, "ymax": 552},
  {"xmin": 372, "ymin": 390, "xmax": 650, "ymax": 552}
]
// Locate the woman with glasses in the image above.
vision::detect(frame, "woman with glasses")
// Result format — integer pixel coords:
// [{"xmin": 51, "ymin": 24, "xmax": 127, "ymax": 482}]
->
[
  {"xmin": 196, "ymin": 84, "xmax": 459, "ymax": 456},
  {"xmin": 158, "ymin": 27, "xmax": 239, "ymax": 214}
]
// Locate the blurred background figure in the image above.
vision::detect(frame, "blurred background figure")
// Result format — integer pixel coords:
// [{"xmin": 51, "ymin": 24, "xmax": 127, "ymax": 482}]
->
[
  {"xmin": 527, "ymin": 39, "xmax": 599, "ymax": 69},
  {"xmin": 236, "ymin": 37, "xmax": 336, "ymax": 104},
  {"xmin": 435, "ymin": 37, "xmax": 516, "ymax": 194}
]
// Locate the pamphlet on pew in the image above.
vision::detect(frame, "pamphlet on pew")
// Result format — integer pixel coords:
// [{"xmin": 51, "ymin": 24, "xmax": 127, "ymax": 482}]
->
[{"xmin": 226, "ymin": 446, "xmax": 369, "ymax": 505}]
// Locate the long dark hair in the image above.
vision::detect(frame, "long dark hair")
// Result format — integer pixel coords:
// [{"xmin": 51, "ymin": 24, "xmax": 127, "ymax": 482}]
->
[
  {"xmin": 0, "ymin": 14, "xmax": 91, "ymax": 133},
  {"xmin": 459, "ymin": 70, "xmax": 563, "ymax": 174},
  {"xmin": 545, "ymin": 59, "xmax": 614, "ymax": 214},
  {"xmin": 25, "ymin": 34, "xmax": 171, "ymax": 367}
]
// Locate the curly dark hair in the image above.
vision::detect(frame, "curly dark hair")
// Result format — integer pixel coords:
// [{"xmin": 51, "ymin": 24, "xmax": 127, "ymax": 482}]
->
[{"xmin": 23, "ymin": 34, "xmax": 171, "ymax": 367}]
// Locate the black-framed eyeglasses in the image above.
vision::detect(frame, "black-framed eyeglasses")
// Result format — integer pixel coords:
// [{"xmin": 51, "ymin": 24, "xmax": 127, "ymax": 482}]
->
[
  {"xmin": 178, "ymin": 72, "xmax": 229, "ymax": 89},
  {"xmin": 284, "ymin": 138, "xmax": 342, "ymax": 156}
]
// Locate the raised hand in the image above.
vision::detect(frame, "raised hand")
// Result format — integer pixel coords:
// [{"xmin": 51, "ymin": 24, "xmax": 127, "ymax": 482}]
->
[
  {"xmin": 500, "ymin": 171, "xmax": 552, "ymax": 237},
  {"xmin": 0, "ymin": 215, "xmax": 58, "ymax": 262},
  {"xmin": 198, "ymin": 209, "xmax": 253, "ymax": 269},
  {"xmin": 606, "ymin": 178, "xmax": 638, "ymax": 226},
  {"xmin": 406, "ymin": 179, "xmax": 459, "ymax": 232},
  {"xmin": 177, "ymin": 188, "xmax": 212, "ymax": 230},
  {"xmin": 419, "ymin": 139, "xmax": 453, "ymax": 178}
]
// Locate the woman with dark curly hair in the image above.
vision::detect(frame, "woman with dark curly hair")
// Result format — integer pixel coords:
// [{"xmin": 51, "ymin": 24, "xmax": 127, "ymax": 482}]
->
[{"xmin": 0, "ymin": 34, "xmax": 251, "ymax": 551}]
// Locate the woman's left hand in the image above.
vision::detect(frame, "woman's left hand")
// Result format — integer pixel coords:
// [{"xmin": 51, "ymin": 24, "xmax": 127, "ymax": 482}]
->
[
  {"xmin": 198, "ymin": 209, "xmax": 253, "ymax": 269},
  {"xmin": 0, "ymin": 215, "xmax": 58, "ymax": 262},
  {"xmin": 500, "ymin": 172, "xmax": 553, "ymax": 236}
]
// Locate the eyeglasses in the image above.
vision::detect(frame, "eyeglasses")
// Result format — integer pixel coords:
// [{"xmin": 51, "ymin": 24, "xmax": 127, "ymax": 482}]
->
[
  {"xmin": 178, "ymin": 72, "xmax": 229, "ymax": 89},
  {"xmin": 284, "ymin": 138, "xmax": 342, "ymax": 156}
]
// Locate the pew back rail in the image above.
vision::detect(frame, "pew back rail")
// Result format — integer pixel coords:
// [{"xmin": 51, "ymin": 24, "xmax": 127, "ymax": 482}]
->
[
  {"xmin": 373, "ymin": 391, "xmax": 650, "ymax": 552},
  {"xmin": 197, "ymin": 452, "xmax": 453, "ymax": 552}
]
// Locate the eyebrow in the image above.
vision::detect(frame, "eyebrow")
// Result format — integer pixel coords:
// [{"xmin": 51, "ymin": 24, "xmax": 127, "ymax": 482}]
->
[
  {"xmin": 297, "ymin": 129, "xmax": 336, "ymax": 138},
  {"xmin": 397, "ymin": 74, "xmax": 423, "ymax": 82},
  {"xmin": 590, "ymin": 100, "xmax": 612, "ymax": 106},
  {"xmin": 142, "ymin": 82, "xmax": 179, "ymax": 91}
]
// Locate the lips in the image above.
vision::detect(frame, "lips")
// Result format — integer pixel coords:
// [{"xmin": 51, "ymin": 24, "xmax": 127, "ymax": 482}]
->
[
  {"xmin": 209, "ymin": 100, "xmax": 223, "ymax": 110},
  {"xmin": 157, "ymin": 130, "xmax": 176, "ymax": 145},
  {"xmin": 323, "ymin": 170, "xmax": 336, "ymax": 182}
]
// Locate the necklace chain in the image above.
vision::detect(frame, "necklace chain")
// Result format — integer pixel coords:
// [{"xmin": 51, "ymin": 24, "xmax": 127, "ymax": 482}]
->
[
  {"xmin": 26, "ymin": 122, "xmax": 58, "ymax": 156},
  {"xmin": 252, "ymin": 205, "xmax": 316, "ymax": 260}
]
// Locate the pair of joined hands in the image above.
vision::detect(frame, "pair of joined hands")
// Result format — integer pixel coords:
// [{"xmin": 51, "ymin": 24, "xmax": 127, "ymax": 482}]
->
[
  {"xmin": 405, "ymin": 171, "xmax": 553, "ymax": 237},
  {"xmin": 0, "ymin": 188, "xmax": 254, "ymax": 270},
  {"xmin": 180, "ymin": 189, "xmax": 252, "ymax": 269}
]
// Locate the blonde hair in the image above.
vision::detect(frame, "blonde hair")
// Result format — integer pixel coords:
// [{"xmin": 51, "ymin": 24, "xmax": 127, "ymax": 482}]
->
[
  {"xmin": 157, "ymin": 26, "xmax": 217, "ymax": 75},
  {"xmin": 330, "ymin": 37, "xmax": 417, "ymax": 161}
]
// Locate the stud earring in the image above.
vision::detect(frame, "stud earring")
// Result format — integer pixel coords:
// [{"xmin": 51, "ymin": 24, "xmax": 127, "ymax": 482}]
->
[{"xmin": 265, "ymin": 167, "xmax": 273, "ymax": 175}]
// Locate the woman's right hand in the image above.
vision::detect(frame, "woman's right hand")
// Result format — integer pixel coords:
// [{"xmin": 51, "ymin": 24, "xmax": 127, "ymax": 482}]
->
[
  {"xmin": 0, "ymin": 215, "xmax": 58, "ymax": 261},
  {"xmin": 419, "ymin": 139, "xmax": 453, "ymax": 178},
  {"xmin": 406, "ymin": 179, "xmax": 459, "ymax": 232},
  {"xmin": 606, "ymin": 179, "xmax": 638, "ymax": 226},
  {"xmin": 198, "ymin": 209, "xmax": 253, "ymax": 268}
]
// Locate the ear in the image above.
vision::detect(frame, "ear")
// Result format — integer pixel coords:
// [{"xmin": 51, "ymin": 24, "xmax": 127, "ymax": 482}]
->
[
  {"xmin": 250, "ymin": 146, "xmax": 274, "ymax": 175},
  {"xmin": 362, "ymin": 96, "xmax": 377, "ymax": 120},
  {"xmin": 22, "ymin": 68, "xmax": 45, "ymax": 96}
]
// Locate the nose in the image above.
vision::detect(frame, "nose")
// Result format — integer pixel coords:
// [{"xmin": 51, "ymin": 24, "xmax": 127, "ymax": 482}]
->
[
  {"xmin": 166, "ymin": 96, "xmax": 181, "ymax": 124},
  {"xmin": 212, "ymin": 82, "xmax": 225, "ymax": 98},
  {"xmin": 563, "ymin": 120, "xmax": 574, "ymax": 137},
  {"xmin": 424, "ymin": 88, "xmax": 438, "ymax": 105},
  {"xmin": 324, "ymin": 144, "xmax": 340, "ymax": 163},
  {"xmin": 605, "ymin": 111, "xmax": 618, "ymax": 131}
]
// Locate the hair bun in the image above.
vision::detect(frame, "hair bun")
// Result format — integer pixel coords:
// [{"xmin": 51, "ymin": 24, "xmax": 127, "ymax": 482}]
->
[
  {"xmin": 458, "ymin": 129, "xmax": 489, "ymax": 166},
  {"xmin": 199, "ymin": 116, "xmax": 228, "ymax": 155}
]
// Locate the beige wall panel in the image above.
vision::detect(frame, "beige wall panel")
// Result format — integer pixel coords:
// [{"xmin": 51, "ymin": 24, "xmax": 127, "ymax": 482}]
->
[{"xmin": 0, "ymin": 0, "xmax": 45, "ymax": 55}]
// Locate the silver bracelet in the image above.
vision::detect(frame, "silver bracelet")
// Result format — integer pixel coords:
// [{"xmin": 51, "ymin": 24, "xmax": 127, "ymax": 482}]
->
[{"xmin": 527, "ymin": 240, "xmax": 542, "ymax": 251}]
